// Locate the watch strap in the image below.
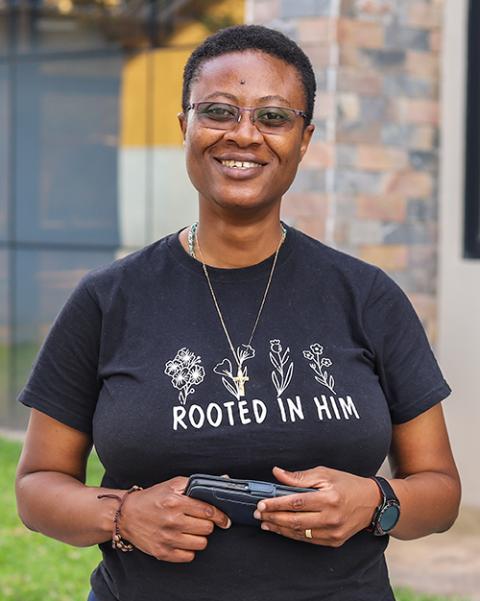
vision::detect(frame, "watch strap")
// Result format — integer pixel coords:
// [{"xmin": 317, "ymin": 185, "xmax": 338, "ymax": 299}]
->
[
  {"xmin": 367, "ymin": 476, "xmax": 400, "ymax": 535},
  {"xmin": 371, "ymin": 476, "xmax": 399, "ymax": 503}
]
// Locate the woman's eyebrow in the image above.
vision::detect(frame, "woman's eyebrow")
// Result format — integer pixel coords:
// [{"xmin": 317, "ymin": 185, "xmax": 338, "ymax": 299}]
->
[
  {"xmin": 203, "ymin": 91, "xmax": 238, "ymax": 102},
  {"xmin": 258, "ymin": 95, "xmax": 292, "ymax": 107},
  {"xmin": 201, "ymin": 92, "xmax": 292, "ymax": 107}
]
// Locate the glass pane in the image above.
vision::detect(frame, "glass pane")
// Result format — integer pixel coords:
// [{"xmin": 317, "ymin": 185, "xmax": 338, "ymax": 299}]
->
[
  {"xmin": 0, "ymin": 248, "xmax": 9, "ymax": 426},
  {"xmin": 11, "ymin": 247, "xmax": 116, "ymax": 429},
  {"xmin": 0, "ymin": 5, "xmax": 8, "ymax": 56},
  {"xmin": 15, "ymin": 55, "xmax": 148, "ymax": 248},
  {"xmin": 15, "ymin": 0, "xmax": 149, "ymax": 54},
  {"xmin": 150, "ymin": 48, "xmax": 197, "ymax": 240},
  {"xmin": 152, "ymin": 148, "xmax": 197, "ymax": 240},
  {"xmin": 0, "ymin": 64, "xmax": 8, "ymax": 240}
]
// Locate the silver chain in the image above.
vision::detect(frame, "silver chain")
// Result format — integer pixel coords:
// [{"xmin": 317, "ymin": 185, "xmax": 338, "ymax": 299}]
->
[{"xmin": 189, "ymin": 222, "xmax": 286, "ymax": 367}]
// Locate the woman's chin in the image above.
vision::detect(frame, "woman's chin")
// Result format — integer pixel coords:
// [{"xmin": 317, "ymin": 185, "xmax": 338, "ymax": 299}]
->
[{"xmin": 207, "ymin": 190, "xmax": 279, "ymax": 213}]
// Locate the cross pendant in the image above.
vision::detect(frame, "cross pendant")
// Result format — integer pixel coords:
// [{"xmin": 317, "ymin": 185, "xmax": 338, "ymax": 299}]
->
[{"xmin": 233, "ymin": 366, "xmax": 249, "ymax": 398}]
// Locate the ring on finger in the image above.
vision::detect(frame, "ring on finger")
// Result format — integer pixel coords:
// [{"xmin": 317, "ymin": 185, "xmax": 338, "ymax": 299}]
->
[{"xmin": 305, "ymin": 528, "xmax": 313, "ymax": 539}]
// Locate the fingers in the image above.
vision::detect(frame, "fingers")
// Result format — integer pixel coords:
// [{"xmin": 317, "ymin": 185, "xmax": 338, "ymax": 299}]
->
[
  {"xmin": 256, "ymin": 510, "xmax": 324, "ymax": 532},
  {"xmin": 260, "ymin": 521, "xmax": 346, "ymax": 547},
  {"xmin": 157, "ymin": 483, "xmax": 231, "ymax": 530},
  {"xmin": 171, "ymin": 532, "xmax": 210, "ymax": 552},
  {"xmin": 183, "ymin": 498, "xmax": 231, "ymax": 529},
  {"xmin": 257, "ymin": 489, "xmax": 330, "ymax": 513},
  {"xmin": 167, "ymin": 476, "xmax": 189, "ymax": 495},
  {"xmin": 181, "ymin": 515, "xmax": 216, "ymax": 536},
  {"xmin": 165, "ymin": 549, "xmax": 196, "ymax": 563},
  {"xmin": 272, "ymin": 465, "xmax": 333, "ymax": 489}
]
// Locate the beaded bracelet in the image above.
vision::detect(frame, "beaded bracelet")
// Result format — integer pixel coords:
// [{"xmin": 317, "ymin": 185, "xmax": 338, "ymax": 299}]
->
[{"xmin": 97, "ymin": 485, "xmax": 143, "ymax": 552}]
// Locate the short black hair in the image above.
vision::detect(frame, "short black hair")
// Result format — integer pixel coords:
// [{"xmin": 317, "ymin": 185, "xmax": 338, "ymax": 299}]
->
[{"xmin": 182, "ymin": 24, "xmax": 316, "ymax": 125}]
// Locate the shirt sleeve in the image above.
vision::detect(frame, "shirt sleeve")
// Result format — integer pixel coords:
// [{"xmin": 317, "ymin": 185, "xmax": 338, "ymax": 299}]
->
[
  {"xmin": 17, "ymin": 273, "xmax": 101, "ymax": 434},
  {"xmin": 363, "ymin": 268, "xmax": 451, "ymax": 424}
]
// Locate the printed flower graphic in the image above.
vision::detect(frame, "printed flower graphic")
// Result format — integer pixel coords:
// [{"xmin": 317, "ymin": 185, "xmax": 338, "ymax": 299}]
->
[
  {"xmin": 164, "ymin": 347, "xmax": 205, "ymax": 404},
  {"xmin": 303, "ymin": 343, "xmax": 336, "ymax": 393},
  {"xmin": 270, "ymin": 339, "xmax": 282, "ymax": 354},
  {"xmin": 214, "ymin": 345, "xmax": 255, "ymax": 400},
  {"xmin": 237, "ymin": 344, "xmax": 255, "ymax": 363},
  {"xmin": 177, "ymin": 347, "xmax": 195, "ymax": 365},
  {"xmin": 269, "ymin": 339, "xmax": 294, "ymax": 396},
  {"xmin": 213, "ymin": 358, "xmax": 233, "ymax": 378}
]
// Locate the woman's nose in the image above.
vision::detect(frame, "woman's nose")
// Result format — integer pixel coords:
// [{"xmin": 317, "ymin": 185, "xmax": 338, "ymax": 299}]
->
[{"xmin": 224, "ymin": 110, "xmax": 264, "ymax": 145}]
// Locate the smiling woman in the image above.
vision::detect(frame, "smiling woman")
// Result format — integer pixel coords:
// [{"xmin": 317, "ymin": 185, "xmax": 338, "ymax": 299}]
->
[
  {"xmin": 177, "ymin": 49, "xmax": 314, "ymax": 225},
  {"xmin": 15, "ymin": 24, "xmax": 460, "ymax": 601}
]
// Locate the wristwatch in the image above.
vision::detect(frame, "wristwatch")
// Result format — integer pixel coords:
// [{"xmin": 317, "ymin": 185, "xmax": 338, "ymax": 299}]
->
[{"xmin": 367, "ymin": 476, "xmax": 401, "ymax": 536}]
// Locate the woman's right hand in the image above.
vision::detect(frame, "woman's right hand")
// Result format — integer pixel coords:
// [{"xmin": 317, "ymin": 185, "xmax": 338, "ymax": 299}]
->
[{"xmin": 119, "ymin": 476, "xmax": 231, "ymax": 562}]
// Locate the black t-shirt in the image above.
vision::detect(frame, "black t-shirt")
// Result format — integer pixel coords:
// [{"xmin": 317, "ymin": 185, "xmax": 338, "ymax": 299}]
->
[{"xmin": 19, "ymin": 225, "xmax": 451, "ymax": 601}]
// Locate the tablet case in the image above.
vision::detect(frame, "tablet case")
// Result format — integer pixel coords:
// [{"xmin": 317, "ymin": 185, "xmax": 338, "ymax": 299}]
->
[{"xmin": 185, "ymin": 473, "xmax": 315, "ymax": 526}]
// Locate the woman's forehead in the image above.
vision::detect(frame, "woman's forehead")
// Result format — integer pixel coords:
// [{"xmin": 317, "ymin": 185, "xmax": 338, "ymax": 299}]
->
[{"xmin": 191, "ymin": 50, "xmax": 305, "ymax": 106}]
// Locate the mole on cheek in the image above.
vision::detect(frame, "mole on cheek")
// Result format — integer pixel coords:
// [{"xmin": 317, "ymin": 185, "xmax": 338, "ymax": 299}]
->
[{"xmin": 240, "ymin": 79, "xmax": 246, "ymax": 85}]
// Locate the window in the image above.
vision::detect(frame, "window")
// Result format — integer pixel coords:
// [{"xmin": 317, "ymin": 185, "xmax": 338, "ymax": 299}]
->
[{"xmin": 465, "ymin": 0, "xmax": 480, "ymax": 258}]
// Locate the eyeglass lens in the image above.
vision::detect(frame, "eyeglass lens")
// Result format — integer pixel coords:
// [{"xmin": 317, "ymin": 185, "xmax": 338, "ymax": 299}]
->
[{"xmin": 194, "ymin": 102, "xmax": 299, "ymax": 133}]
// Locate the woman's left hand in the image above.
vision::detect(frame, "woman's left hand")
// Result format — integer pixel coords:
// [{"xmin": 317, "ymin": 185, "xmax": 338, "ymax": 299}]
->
[{"xmin": 254, "ymin": 466, "xmax": 381, "ymax": 547}]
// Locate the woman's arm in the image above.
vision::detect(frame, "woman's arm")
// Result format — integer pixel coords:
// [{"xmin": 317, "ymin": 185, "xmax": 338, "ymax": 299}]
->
[
  {"xmin": 387, "ymin": 403, "xmax": 461, "ymax": 539},
  {"xmin": 16, "ymin": 409, "xmax": 131, "ymax": 546},
  {"xmin": 16, "ymin": 409, "xmax": 230, "ymax": 560},
  {"xmin": 255, "ymin": 403, "xmax": 461, "ymax": 545}
]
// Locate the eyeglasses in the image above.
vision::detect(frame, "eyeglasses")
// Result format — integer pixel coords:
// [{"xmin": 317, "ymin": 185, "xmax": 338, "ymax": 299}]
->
[{"xmin": 186, "ymin": 102, "xmax": 308, "ymax": 135}]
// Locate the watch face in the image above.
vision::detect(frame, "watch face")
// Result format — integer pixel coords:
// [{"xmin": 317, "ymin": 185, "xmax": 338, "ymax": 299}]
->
[{"xmin": 379, "ymin": 503, "xmax": 400, "ymax": 532}]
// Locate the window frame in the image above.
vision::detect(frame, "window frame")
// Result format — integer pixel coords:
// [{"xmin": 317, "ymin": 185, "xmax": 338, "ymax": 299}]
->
[{"xmin": 464, "ymin": 0, "xmax": 480, "ymax": 258}]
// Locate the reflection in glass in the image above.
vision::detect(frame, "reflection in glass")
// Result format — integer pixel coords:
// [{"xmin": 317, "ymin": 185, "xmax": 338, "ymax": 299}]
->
[
  {"xmin": 0, "ymin": 249, "xmax": 9, "ymax": 425},
  {"xmin": 15, "ymin": 57, "xmax": 125, "ymax": 246},
  {"xmin": 15, "ymin": 0, "xmax": 148, "ymax": 54},
  {"xmin": 0, "ymin": 0, "xmax": 246, "ymax": 431},
  {"xmin": 152, "ymin": 149, "xmax": 197, "ymax": 239},
  {"xmin": 150, "ymin": 47, "xmax": 197, "ymax": 240},
  {"xmin": 0, "ymin": 9, "xmax": 8, "ymax": 56},
  {"xmin": 0, "ymin": 65, "xmax": 8, "ymax": 240},
  {"xmin": 12, "ymin": 248, "xmax": 115, "ymax": 429},
  {"xmin": 12, "ymin": 0, "xmax": 244, "ymax": 55},
  {"xmin": 117, "ymin": 52, "xmax": 149, "ymax": 247}
]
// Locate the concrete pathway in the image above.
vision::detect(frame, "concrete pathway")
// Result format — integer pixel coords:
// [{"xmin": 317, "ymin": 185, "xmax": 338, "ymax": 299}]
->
[{"xmin": 386, "ymin": 507, "xmax": 480, "ymax": 600}]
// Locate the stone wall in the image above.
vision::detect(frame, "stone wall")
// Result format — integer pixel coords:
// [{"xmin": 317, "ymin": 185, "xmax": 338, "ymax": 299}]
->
[{"xmin": 247, "ymin": 0, "xmax": 443, "ymax": 343}]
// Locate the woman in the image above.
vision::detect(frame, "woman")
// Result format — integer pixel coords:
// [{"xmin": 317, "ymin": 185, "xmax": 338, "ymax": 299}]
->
[{"xmin": 16, "ymin": 25, "xmax": 460, "ymax": 601}]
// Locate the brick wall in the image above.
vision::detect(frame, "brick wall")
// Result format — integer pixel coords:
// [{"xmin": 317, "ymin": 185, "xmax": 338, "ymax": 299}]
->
[{"xmin": 248, "ymin": 0, "xmax": 443, "ymax": 343}]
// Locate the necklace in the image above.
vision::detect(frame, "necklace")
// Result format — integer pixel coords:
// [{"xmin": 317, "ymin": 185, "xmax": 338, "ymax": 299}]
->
[{"xmin": 189, "ymin": 222, "xmax": 286, "ymax": 398}]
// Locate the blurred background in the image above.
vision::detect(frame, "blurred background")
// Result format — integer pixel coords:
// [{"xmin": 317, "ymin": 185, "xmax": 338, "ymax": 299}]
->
[{"xmin": 0, "ymin": 0, "xmax": 479, "ymax": 599}]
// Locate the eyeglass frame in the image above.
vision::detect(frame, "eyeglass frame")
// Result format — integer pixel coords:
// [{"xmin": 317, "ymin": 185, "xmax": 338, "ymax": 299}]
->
[{"xmin": 185, "ymin": 101, "xmax": 309, "ymax": 133}]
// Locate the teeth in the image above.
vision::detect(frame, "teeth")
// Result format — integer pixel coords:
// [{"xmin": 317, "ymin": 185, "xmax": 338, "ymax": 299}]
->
[{"xmin": 221, "ymin": 160, "xmax": 262, "ymax": 169}]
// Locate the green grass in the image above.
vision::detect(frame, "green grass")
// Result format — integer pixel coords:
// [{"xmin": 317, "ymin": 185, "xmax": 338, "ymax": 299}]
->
[
  {"xmin": 395, "ymin": 593, "xmax": 467, "ymax": 601},
  {"xmin": 0, "ymin": 437, "xmax": 467, "ymax": 601},
  {"xmin": 0, "ymin": 437, "xmax": 103, "ymax": 601}
]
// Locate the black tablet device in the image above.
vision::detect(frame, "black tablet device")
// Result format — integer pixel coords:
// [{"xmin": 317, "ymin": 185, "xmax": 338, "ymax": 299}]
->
[{"xmin": 185, "ymin": 473, "xmax": 315, "ymax": 526}]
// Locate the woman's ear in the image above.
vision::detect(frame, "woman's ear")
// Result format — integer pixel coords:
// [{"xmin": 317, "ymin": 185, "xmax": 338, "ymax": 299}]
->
[
  {"xmin": 177, "ymin": 112, "xmax": 187, "ymax": 141},
  {"xmin": 299, "ymin": 123, "xmax": 315, "ymax": 161}
]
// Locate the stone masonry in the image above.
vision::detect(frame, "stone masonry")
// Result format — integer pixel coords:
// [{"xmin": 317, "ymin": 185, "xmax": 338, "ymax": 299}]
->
[{"xmin": 247, "ymin": 0, "xmax": 443, "ymax": 343}]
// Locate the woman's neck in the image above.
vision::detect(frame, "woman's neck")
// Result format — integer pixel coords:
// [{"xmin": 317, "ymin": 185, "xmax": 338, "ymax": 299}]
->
[{"xmin": 180, "ymin": 212, "xmax": 285, "ymax": 268}]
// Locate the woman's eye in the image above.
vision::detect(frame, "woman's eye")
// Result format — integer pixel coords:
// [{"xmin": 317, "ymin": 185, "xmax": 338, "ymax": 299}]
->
[
  {"xmin": 256, "ymin": 109, "xmax": 290, "ymax": 125},
  {"xmin": 202, "ymin": 104, "xmax": 236, "ymax": 119}
]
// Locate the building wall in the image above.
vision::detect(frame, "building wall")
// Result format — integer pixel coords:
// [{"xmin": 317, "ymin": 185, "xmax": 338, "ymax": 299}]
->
[
  {"xmin": 0, "ymin": 0, "xmax": 244, "ymax": 429},
  {"xmin": 248, "ymin": 0, "xmax": 443, "ymax": 343},
  {"xmin": 248, "ymin": 0, "xmax": 480, "ymax": 507},
  {"xmin": 439, "ymin": 0, "xmax": 480, "ymax": 507}
]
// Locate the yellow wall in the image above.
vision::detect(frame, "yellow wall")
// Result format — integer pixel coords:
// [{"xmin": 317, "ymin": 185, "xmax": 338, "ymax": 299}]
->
[{"xmin": 120, "ymin": 0, "xmax": 245, "ymax": 148}]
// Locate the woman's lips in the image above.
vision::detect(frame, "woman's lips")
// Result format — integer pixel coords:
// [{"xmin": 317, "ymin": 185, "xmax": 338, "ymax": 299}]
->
[{"xmin": 213, "ymin": 157, "xmax": 267, "ymax": 179}]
